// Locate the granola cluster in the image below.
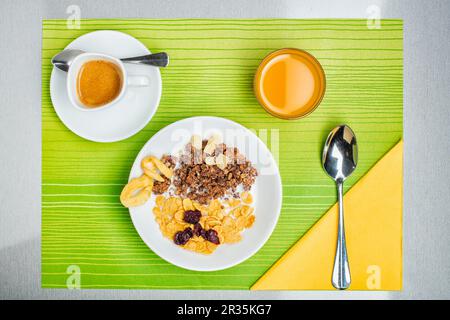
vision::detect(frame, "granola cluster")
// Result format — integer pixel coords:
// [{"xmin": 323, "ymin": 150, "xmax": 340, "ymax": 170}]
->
[{"xmin": 172, "ymin": 136, "xmax": 258, "ymax": 204}]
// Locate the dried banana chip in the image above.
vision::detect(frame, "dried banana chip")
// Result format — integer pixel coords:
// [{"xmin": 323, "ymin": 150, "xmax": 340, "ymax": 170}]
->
[
  {"xmin": 191, "ymin": 135, "xmax": 202, "ymax": 150},
  {"xmin": 141, "ymin": 157, "xmax": 163, "ymax": 179},
  {"xmin": 204, "ymin": 156, "xmax": 215, "ymax": 166},
  {"xmin": 215, "ymin": 153, "xmax": 228, "ymax": 170},
  {"xmin": 210, "ymin": 133, "xmax": 222, "ymax": 144},
  {"xmin": 203, "ymin": 143, "xmax": 215, "ymax": 155},
  {"xmin": 150, "ymin": 156, "xmax": 173, "ymax": 179},
  {"xmin": 144, "ymin": 169, "xmax": 164, "ymax": 182},
  {"xmin": 203, "ymin": 134, "xmax": 221, "ymax": 155},
  {"xmin": 141, "ymin": 156, "xmax": 154, "ymax": 170},
  {"xmin": 120, "ymin": 175, "xmax": 153, "ymax": 207}
]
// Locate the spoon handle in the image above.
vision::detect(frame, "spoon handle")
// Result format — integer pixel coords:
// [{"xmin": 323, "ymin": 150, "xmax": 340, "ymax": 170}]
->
[
  {"xmin": 120, "ymin": 52, "xmax": 169, "ymax": 67},
  {"xmin": 332, "ymin": 181, "xmax": 351, "ymax": 290}
]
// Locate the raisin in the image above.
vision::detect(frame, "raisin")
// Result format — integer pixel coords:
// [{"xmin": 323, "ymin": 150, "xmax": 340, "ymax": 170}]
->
[
  {"xmin": 173, "ymin": 227, "xmax": 193, "ymax": 245},
  {"xmin": 205, "ymin": 229, "xmax": 220, "ymax": 245},
  {"xmin": 173, "ymin": 232, "xmax": 185, "ymax": 245},
  {"xmin": 183, "ymin": 210, "xmax": 201, "ymax": 224},
  {"xmin": 193, "ymin": 223, "xmax": 203, "ymax": 237}
]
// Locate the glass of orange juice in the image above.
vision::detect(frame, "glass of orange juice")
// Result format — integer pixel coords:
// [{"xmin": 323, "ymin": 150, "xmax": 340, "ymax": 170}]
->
[{"xmin": 254, "ymin": 48, "xmax": 326, "ymax": 120}]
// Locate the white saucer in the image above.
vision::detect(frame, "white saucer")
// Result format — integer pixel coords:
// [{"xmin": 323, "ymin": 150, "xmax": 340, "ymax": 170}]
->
[
  {"xmin": 49, "ymin": 30, "xmax": 162, "ymax": 142},
  {"xmin": 128, "ymin": 116, "xmax": 282, "ymax": 271}
]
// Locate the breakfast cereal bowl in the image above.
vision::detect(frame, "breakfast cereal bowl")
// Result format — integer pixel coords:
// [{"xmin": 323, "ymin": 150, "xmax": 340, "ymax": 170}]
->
[{"xmin": 126, "ymin": 116, "xmax": 282, "ymax": 271}]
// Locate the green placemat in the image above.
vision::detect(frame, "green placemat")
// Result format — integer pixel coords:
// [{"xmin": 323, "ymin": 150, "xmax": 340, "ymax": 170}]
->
[{"xmin": 42, "ymin": 19, "xmax": 403, "ymax": 289}]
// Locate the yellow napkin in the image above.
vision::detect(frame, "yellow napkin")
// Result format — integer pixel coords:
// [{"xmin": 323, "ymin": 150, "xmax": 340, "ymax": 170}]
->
[{"xmin": 252, "ymin": 141, "xmax": 403, "ymax": 290}]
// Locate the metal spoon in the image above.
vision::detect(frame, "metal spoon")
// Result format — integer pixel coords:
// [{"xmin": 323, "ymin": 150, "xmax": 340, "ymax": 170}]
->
[
  {"xmin": 51, "ymin": 49, "xmax": 169, "ymax": 72},
  {"xmin": 322, "ymin": 125, "xmax": 358, "ymax": 290}
]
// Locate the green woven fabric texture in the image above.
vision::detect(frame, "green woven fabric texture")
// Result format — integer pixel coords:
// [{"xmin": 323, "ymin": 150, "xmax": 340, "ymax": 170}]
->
[{"xmin": 42, "ymin": 19, "xmax": 403, "ymax": 289}]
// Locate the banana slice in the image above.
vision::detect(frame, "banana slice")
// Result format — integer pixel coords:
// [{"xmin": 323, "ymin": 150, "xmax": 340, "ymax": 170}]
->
[{"xmin": 150, "ymin": 156, "xmax": 173, "ymax": 179}]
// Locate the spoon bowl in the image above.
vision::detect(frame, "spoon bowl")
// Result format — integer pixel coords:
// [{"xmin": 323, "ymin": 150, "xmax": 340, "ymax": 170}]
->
[
  {"xmin": 322, "ymin": 124, "xmax": 358, "ymax": 290},
  {"xmin": 322, "ymin": 125, "xmax": 358, "ymax": 182},
  {"xmin": 51, "ymin": 49, "xmax": 85, "ymax": 72}
]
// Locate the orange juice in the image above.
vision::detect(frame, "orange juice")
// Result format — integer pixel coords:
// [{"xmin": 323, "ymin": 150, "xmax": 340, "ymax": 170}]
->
[{"xmin": 254, "ymin": 48, "xmax": 326, "ymax": 119}]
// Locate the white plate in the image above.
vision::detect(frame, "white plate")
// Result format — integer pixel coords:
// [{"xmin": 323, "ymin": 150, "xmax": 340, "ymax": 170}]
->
[
  {"xmin": 128, "ymin": 116, "xmax": 282, "ymax": 271},
  {"xmin": 49, "ymin": 30, "xmax": 162, "ymax": 142}
]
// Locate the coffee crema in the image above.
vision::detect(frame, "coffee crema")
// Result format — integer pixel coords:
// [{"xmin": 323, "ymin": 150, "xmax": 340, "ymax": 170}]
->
[{"xmin": 76, "ymin": 60, "xmax": 123, "ymax": 108}]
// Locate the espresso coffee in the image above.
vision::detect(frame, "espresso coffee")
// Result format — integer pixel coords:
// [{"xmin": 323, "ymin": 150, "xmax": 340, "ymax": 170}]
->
[{"xmin": 76, "ymin": 60, "xmax": 123, "ymax": 108}]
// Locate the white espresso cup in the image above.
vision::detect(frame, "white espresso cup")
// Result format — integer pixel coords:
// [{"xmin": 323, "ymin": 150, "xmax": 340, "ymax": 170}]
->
[{"xmin": 67, "ymin": 52, "xmax": 150, "ymax": 111}]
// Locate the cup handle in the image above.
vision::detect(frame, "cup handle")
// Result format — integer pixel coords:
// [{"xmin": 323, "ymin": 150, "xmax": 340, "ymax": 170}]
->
[{"xmin": 127, "ymin": 75, "xmax": 150, "ymax": 87}]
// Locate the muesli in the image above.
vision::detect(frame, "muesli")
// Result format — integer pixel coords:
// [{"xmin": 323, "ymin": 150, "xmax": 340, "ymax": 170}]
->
[{"xmin": 120, "ymin": 135, "xmax": 258, "ymax": 254}]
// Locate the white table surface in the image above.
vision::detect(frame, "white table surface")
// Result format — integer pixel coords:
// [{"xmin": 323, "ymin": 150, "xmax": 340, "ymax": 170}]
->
[{"xmin": 0, "ymin": 0, "xmax": 449, "ymax": 299}]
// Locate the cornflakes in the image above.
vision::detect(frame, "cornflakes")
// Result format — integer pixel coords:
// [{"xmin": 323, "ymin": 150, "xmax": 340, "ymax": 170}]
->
[
  {"xmin": 182, "ymin": 198, "xmax": 195, "ymax": 211},
  {"xmin": 152, "ymin": 193, "xmax": 256, "ymax": 255},
  {"xmin": 241, "ymin": 191, "xmax": 253, "ymax": 204}
]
